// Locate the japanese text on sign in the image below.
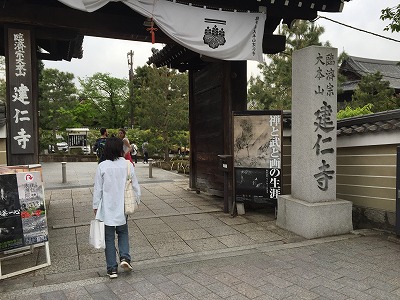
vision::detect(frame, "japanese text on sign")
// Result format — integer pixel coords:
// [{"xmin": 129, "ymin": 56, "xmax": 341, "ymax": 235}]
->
[
  {"xmin": 268, "ymin": 115, "xmax": 281, "ymax": 199},
  {"xmin": 313, "ymin": 52, "xmax": 336, "ymax": 191},
  {"xmin": 8, "ymin": 29, "xmax": 34, "ymax": 154},
  {"xmin": 14, "ymin": 33, "xmax": 27, "ymax": 77}
]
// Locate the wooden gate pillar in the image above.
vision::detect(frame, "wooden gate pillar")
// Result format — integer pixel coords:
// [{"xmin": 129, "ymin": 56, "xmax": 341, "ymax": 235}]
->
[
  {"xmin": 189, "ymin": 60, "xmax": 246, "ymax": 194},
  {"xmin": 5, "ymin": 26, "xmax": 39, "ymax": 165}
]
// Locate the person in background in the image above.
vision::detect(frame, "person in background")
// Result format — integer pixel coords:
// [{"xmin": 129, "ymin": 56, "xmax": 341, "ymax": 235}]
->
[
  {"xmin": 142, "ymin": 141, "xmax": 149, "ymax": 164},
  {"xmin": 118, "ymin": 128, "xmax": 134, "ymax": 165},
  {"xmin": 93, "ymin": 128, "xmax": 108, "ymax": 164},
  {"xmin": 93, "ymin": 137, "xmax": 141, "ymax": 279},
  {"xmin": 130, "ymin": 142, "xmax": 138, "ymax": 164}
]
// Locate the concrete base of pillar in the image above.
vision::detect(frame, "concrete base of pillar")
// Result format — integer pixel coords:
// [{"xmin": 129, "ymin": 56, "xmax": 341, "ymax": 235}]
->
[{"xmin": 277, "ymin": 194, "xmax": 353, "ymax": 239}]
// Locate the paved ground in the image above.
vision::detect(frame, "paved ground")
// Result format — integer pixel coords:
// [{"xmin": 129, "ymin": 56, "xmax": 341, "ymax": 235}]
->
[{"xmin": 1, "ymin": 161, "xmax": 400, "ymax": 299}]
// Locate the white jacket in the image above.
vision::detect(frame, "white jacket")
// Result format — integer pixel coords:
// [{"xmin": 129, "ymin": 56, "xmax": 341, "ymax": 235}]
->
[{"xmin": 93, "ymin": 158, "xmax": 141, "ymax": 226}]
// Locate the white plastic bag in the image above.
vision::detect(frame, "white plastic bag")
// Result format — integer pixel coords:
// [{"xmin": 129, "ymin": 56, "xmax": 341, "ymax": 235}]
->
[{"xmin": 89, "ymin": 219, "xmax": 105, "ymax": 249}]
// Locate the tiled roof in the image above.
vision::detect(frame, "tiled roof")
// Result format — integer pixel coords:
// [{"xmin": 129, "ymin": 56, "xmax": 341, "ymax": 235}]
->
[
  {"xmin": 337, "ymin": 109, "xmax": 400, "ymax": 136},
  {"xmin": 340, "ymin": 56, "xmax": 400, "ymax": 90},
  {"xmin": 340, "ymin": 80, "xmax": 359, "ymax": 93},
  {"xmin": 282, "ymin": 109, "xmax": 400, "ymax": 136}
]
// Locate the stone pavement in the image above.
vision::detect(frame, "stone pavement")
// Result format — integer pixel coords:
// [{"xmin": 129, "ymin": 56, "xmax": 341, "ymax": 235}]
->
[{"xmin": 1, "ymin": 162, "xmax": 400, "ymax": 299}]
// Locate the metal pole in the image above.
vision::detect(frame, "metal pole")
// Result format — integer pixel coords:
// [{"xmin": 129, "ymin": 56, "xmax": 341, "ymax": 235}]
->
[
  {"xmin": 61, "ymin": 162, "xmax": 67, "ymax": 183},
  {"xmin": 148, "ymin": 158, "xmax": 153, "ymax": 178},
  {"xmin": 223, "ymin": 171, "xmax": 228, "ymax": 213},
  {"xmin": 127, "ymin": 50, "xmax": 134, "ymax": 128}
]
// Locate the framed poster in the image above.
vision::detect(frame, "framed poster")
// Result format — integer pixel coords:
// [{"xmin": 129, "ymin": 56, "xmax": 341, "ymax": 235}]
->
[
  {"xmin": 0, "ymin": 167, "xmax": 48, "ymax": 252},
  {"xmin": 0, "ymin": 166, "xmax": 50, "ymax": 279},
  {"xmin": 233, "ymin": 111, "xmax": 282, "ymax": 204}
]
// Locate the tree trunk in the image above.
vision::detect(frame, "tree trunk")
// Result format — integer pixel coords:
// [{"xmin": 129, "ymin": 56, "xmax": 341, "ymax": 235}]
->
[{"xmin": 164, "ymin": 146, "xmax": 170, "ymax": 162}]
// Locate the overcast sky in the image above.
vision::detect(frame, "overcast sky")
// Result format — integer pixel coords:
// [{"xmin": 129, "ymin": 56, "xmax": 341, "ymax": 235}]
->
[{"xmin": 45, "ymin": 0, "xmax": 400, "ymax": 82}]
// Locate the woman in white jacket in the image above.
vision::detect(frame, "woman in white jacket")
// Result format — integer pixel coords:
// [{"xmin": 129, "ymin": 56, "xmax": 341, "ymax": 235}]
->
[{"xmin": 93, "ymin": 137, "xmax": 140, "ymax": 278}]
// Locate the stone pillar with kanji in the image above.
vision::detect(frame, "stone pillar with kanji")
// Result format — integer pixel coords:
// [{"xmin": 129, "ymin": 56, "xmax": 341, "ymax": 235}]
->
[{"xmin": 277, "ymin": 46, "xmax": 352, "ymax": 239}]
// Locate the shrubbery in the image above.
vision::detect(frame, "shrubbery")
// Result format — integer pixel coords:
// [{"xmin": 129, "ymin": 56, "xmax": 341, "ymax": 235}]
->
[{"xmin": 337, "ymin": 103, "xmax": 374, "ymax": 120}]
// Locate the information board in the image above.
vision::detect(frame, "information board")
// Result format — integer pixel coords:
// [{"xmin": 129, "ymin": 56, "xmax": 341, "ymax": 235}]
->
[
  {"xmin": 233, "ymin": 111, "xmax": 283, "ymax": 204},
  {"xmin": 0, "ymin": 167, "xmax": 48, "ymax": 252}
]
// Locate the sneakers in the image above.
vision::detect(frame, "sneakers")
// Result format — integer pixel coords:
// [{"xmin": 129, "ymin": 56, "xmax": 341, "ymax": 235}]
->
[
  {"xmin": 120, "ymin": 258, "xmax": 133, "ymax": 271},
  {"xmin": 107, "ymin": 268, "xmax": 118, "ymax": 279},
  {"xmin": 107, "ymin": 259, "xmax": 132, "ymax": 278}
]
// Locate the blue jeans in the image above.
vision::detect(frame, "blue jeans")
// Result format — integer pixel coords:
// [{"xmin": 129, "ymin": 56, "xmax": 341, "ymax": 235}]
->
[{"xmin": 104, "ymin": 222, "xmax": 131, "ymax": 271}]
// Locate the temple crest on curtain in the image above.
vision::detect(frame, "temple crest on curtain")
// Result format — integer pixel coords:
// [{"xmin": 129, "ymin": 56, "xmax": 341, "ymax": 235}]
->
[{"xmin": 57, "ymin": 0, "xmax": 266, "ymax": 62}]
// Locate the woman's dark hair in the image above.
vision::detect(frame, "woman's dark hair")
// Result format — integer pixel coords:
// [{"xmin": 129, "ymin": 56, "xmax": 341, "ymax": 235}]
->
[
  {"xmin": 103, "ymin": 137, "xmax": 123, "ymax": 161},
  {"xmin": 100, "ymin": 127, "xmax": 107, "ymax": 135},
  {"xmin": 118, "ymin": 128, "xmax": 126, "ymax": 137}
]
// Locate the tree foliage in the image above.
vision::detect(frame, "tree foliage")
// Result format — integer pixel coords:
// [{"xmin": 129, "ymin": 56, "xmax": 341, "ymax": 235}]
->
[
  {"xmin": 134, "ymin": 65, "xmax": 188, "ymax": 160},
  {"xmin": 337, "ymin": 103, "xmax": 374, "ymax": 120},
  {"xmin": 38, "ymin": 68, "xmax": 79, "ymax": 130},
  {"xmin": 381, "ymin": 5, "xmax": 400, "ymax": 32},
  {"xmin": 79, "ymin": 73, "xmax": 129, "ymax": 128},
  {"xmin": 0, "ymin": 78, "xmax": 5, "ymax": 103},
  {"xmin": 248, "ymin": 20, "xmax": 327, "ymax": 110},
  {"xmin": 37, "ymin": 64, "xmax": 190, "ymax": 157},
  {"xmin": 350, "ymin": 72, "xmax": 399, "ymax": 112}
]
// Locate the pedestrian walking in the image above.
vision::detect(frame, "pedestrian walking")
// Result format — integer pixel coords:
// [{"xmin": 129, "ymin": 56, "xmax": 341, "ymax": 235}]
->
[
  {"xmin": 142, "ymin": 141, "xmax": 149, "ymax": 163},
  {"xmin": 93, "ymin": 128, "xmax": 108, "ymax": 164},
  {"xmin": 92, "ymin": 137, "xmax": 141, "ymax": 278},
  {"xmin": 118, "ymin": 128, "xmax": 134, "ymax": 165},
  {"xmin": 130, "ymin": 142, "xmax": 138, "ymax": 164}
]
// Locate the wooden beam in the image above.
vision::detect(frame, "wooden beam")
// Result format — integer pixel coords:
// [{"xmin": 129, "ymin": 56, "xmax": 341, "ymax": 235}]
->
[
  {"xmin": 262, "ymin": 34, "xmax": 286, "ymax": 54},
  {"xmin": 0, "ymin": 1, "xmax": 173, "ymax": 43},
  {"xmin": 36, "ymin": 52, "xmax": 64, "ymax": 61}
]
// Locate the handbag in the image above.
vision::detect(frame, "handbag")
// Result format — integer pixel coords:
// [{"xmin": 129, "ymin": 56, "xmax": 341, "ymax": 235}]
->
[
  {"xmin": 124, "ymin": 161, "xmax": 138, "ymax": 215},
  {"xmin": 89, "ymin": 219, "xmax": 105, "ymax": 249}
]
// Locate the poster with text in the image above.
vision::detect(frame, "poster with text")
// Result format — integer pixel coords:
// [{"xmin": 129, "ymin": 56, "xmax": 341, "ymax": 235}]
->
[
  {"xmin": 0, "ymin": 174, "xmax": 24, "ymax": 251},
  {"xmin": 233, "ymin": 111, "xmax": 282, "ymax": 204},
  {"xmin": 0, "ymin": 171, "xmax": 48, "ymax": 251}
]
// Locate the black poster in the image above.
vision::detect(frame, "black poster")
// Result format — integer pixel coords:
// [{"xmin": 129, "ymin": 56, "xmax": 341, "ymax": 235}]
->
[
  {"xmin": 0, "ymin": 174, "xmax": 24, "ymax": 251},
  {"xmin": 0, "ymin": 171, "xmax": 48, "ymax": 252}
]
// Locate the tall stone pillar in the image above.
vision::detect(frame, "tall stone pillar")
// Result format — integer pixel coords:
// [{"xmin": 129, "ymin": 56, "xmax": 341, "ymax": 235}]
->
[{"xmin": 277, "ymin": 46, "xmax": 352, "ymax": 239}]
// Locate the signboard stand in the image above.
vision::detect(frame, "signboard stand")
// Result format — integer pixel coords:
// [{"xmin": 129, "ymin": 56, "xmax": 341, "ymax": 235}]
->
[
  {"xmin": 232, "ymin": 111, "xmax": 283, "ymax": 213},
  {"xmin": 0, "ymin": 164, "xmax": 50, "ymax": 280},
  {"xmin": 0, "ymin": 241, "xmax": 50, "ymax": 280}
]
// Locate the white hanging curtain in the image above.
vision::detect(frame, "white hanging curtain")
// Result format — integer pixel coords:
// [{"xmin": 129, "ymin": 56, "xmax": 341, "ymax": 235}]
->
[{"xmin": 57, "ymin": 0, "xmax": 266, "ymax": 62}]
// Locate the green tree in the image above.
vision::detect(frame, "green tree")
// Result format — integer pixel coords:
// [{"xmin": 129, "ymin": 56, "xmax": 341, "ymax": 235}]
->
[
  {"xmin": 248, "ymin": 20, "xmax": 327, "ymax": 110},
  {"xmin": 0, "ymin": 78, "xmax": 5, "ymax": 103},
  {"xmin": 79, "ymin": 73, "xmax": 129, "ymax": 128},
  {"xmin": 68, "ymin": 99, "xmax": 99, "ymax": 128},
  {"xmin": 350, "ymin": 72, "xmax": 399, "ymax": 112},
  {"xmin": 0, "ymin": 56, "xmax": 6, "ymax": 102},
  {"xmin": 39, "ymin": 68, "xmax": 79, "ymax": 130},
  {"xmin": 337, "ymin": 51, "xmax": 349, "ymax": 95},
  {"xmin": 381, "ymin": 5, "xmax": 400, "ymax": 32},
  {"xmin": 134, "ymin": 65, "xmax": 188, "ymax": 160}
]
